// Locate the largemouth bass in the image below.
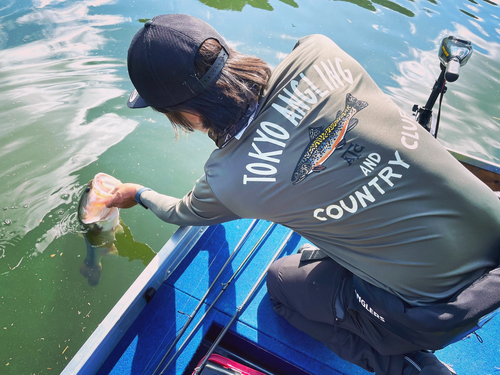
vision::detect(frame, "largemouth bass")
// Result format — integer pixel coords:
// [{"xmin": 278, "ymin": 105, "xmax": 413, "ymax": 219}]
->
[
  {"xmin": 291, "ymin": 93, "xmax": 369, "ymax": 185},
  {"xmin": 77, "ymin": 173, "xmax": 122, "ymax": 286}
]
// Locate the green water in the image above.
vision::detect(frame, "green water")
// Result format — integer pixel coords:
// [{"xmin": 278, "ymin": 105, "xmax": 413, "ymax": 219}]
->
[{"xmin": 0, "ymin": 0, "xmax": 499, "ymax": 374}]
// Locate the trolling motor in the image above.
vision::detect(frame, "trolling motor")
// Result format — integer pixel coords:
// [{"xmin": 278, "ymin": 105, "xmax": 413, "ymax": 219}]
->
[{"xmin": 413, "ymin": 36, "xmax": 473, "ymax": 138}]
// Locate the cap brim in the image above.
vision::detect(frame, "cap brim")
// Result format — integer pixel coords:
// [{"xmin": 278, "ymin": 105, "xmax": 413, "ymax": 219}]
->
[{"xmin": 127, "ymin": 89, "xmax": 150, "ymax": 109}]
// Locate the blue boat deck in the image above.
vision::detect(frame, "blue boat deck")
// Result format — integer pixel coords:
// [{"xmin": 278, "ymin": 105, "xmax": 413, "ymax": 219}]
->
[{"xmin": 95, "ymin": 219, "xmax": 500, "ymax": 375}]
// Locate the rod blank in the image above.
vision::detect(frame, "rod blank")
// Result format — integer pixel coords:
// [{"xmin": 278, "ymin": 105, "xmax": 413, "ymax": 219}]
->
[
  {"xmin": 154, "ymin": 221, "xmax": 277, "ymax": 375},
  {"xmin": 193, "ymin": 229, "xmax": 294, "ymax": 375}
]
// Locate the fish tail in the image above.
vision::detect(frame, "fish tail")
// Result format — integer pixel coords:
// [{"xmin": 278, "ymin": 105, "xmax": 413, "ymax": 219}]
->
[
  {"xmin": 80, "ymin": 261, "xmax": 102, "ymax": 286},
  {"xmin": 345, "ymin": 93, "xmax": 369, "ymax": 112}
]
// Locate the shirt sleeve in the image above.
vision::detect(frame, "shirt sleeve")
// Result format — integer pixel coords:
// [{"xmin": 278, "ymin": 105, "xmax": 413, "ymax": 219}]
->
[{"xmin": 139, "ymin": 174, "xmax": 241, "ymax": 226}]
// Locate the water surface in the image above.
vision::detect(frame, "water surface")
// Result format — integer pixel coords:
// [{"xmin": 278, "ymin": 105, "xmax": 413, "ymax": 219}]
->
[{"xmin": 0, "ymin": 0, "xmax": 499, "ymax": 373}]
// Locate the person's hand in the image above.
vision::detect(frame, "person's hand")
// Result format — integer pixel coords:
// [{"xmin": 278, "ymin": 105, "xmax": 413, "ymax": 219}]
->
[{"xmin": 105, "ymin": 183, "xmax": 144, "ymax": 209}]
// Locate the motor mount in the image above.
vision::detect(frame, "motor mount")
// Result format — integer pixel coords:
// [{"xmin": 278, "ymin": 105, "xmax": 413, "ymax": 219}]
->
[{"xmin": 413, "ymin": 36, "xmax": 473, "ymax": 138}]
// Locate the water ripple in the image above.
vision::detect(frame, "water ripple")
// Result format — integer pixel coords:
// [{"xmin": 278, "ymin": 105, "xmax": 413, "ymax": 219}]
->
[
  {"xmin": 0, "ymin": 0, "xmax": 137, "ymax": 264},
  {"xmin": 386, "ymin": 22, "xmax": 500, "ymax": 163}
]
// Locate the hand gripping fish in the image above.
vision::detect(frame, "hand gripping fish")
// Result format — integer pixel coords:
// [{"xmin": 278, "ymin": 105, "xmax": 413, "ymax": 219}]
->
[
  {"xmin": 77, "ymin": 173, "xmax": 123, "ymax": 286},
  {"xmin": 291, "ymin": 93, "xmax": 369, "ymax": 185}
]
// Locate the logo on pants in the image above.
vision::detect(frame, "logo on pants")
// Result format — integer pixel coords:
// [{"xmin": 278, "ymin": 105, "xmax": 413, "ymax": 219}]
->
[{"xmin": 355, "ymin": 289, "xmax": 386, "ymax": 323}]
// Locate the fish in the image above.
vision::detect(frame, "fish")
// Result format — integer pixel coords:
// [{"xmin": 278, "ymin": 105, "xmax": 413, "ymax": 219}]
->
[
  {"xmin": 77, "ymin": 173, "xmax": 122, "ymax": 286},
  {"xmin": 291, "ymin": 93, "xmax": 368, "ymax": 185}
]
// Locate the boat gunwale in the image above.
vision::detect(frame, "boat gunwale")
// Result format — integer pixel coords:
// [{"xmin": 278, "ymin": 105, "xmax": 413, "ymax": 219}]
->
[
  {"xmin": 61, "ymin": 225, "xmax": 208, "ymax": 375},
  {"xmin": 447, "ymin": 148, "xmax": 500, "ymax": 174}
]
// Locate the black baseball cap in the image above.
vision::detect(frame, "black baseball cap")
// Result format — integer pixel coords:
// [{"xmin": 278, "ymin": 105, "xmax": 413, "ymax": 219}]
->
[{"xmin": 127, "ymin": 14, "xmax": 230, "ymax": 109}]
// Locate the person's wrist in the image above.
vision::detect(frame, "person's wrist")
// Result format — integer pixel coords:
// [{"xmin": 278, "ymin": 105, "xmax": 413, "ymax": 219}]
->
[{"xmin": 135, "ymin": 187, "xmax": 152, "ymax": 209}]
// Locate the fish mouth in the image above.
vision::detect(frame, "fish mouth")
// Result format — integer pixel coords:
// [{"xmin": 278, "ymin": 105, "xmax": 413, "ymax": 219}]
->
[
  {"xmin": 78, "ymin": 173, "xmax": 121, "ymax": 229},
  {"xmin": 81, "ymin": 206, "xmax": 117, "ymax": 225},
  {"xmin": 100, "ymin": 207, "xmax": 114, "ymax": 220}
]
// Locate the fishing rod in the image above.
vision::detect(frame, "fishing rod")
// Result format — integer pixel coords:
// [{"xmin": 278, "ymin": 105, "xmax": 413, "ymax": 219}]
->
[
  {"xmin": 153, "ymin": 221, "xmax": 277, "ymax": 375},
  {"xmin": 193, "ymin": 229, "xmax": 295, "ymax": 375},
  {"xmin": 147, "ymin": 219, "xmax": 259, "ymax": 374},
  {"xmin": 413, "ymin": 36, "xmax": 473, "ymax": 138}
]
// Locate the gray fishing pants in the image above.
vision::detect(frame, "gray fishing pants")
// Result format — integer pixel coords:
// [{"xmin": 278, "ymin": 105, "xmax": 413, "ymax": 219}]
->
[{"xmin": 266, "ymin": 254, "xmax": 423, "ymax": 375}]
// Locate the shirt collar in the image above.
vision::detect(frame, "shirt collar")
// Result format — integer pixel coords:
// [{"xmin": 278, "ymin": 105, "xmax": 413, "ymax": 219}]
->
[{"xmin": 209, "ymin": 98, "xmax": 259, "ymax": 149}]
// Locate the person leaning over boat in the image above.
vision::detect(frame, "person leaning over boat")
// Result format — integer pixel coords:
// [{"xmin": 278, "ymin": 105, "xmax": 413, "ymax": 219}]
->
[{"xmin": 106, "ymin": 14, "xmax": 500, "ymax": 375}]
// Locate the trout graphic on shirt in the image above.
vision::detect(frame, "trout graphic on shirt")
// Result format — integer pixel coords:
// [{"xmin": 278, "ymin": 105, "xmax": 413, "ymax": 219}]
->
[{"xmin": 291, "ymin": 93, "xmax": 368, "ymax": 185}]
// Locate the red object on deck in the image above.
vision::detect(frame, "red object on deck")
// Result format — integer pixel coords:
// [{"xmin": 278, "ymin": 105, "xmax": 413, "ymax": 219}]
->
[{"xmin": 193, "ymin": 354, "xmax": 266, "ymax": 375}]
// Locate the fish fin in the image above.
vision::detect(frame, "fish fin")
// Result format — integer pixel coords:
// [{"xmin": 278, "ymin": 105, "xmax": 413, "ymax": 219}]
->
[
  {"xmin": 108, "ymin": 244, "xmax": 119, "ymax": 255},
  {"xmin": 312, "ymin": 165, "xmax": 327, "ymax": 172},
  {"xmin": 308, "ymin": 126, "xmax": 324, "ymax": 140},
  {"xmin": 347, "ymin": 118, "xmax": 358, "ymax": 132},
  {"xmin": 345, "ymin": 93, "xmax": 369, "ymax": 112},
  {"xmin": 115, "ymin": 224, "xmax": 124, "ymax": 235},
  {"xmin": 337, "ymin": 138, "xmax": 346, "ymax": 149},
  {"xmin": 80, "ymin": 262, "xmax": 102, "ymax": 286},
  {"xmin": 336, "ymin": 110, "xmax": 342, "ymax": 119}
]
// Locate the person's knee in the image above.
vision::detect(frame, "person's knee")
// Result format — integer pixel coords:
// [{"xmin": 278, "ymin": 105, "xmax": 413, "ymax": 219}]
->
[
  {"xmin": 266, "ymin": 256, "xmax": 285, "ymax": 300},
  {"xmin": 267, "ymin": 254, "xmax": 303, "ymax": 307}
]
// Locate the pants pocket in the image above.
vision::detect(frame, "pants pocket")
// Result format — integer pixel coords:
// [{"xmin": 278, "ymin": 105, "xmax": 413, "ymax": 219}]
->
[{"xmin": 341, "ymin": 277, "xmax": 421, "ymax": 355}]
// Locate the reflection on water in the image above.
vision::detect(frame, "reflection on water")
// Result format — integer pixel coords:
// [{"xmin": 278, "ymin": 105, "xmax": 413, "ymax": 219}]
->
[
  {"xmin": 0, "ymin": 0, "xmax": 499, "ymax": 373},
  {"xmin": 198, "ymin": 0, "xmax": 298, "ymax": 11},
  {"xmin": 332, "ymin": 0, "xmax": 415, "ymax": 17},
  {"xmin": 386, "ymin": 5, "xmax": 500, "ymax": 162},
  {"xmin": 197, "ymin": 0, "xmax": 415, "ymax": 15},
  {"xmin": 0, "ymin": 0, "xmax": 145, "ymax": 373},
  {"xmin": 0, "ymin": 0, "xmax": 136, "ymax": 258}
]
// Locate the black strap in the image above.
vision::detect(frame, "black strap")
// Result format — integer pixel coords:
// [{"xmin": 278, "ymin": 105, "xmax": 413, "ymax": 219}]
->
[
  {"xmin": 200, "ymin": 48, "xmax": 229, "ymax": 88},
  {"xmin": 433, "ymin": 82, "xmax": 446, "ymax": 138}
]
